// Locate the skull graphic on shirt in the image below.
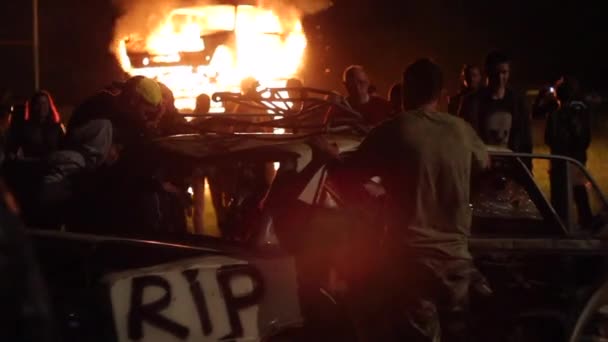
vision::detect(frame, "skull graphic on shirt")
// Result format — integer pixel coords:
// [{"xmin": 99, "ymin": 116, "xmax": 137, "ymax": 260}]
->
[{"xmin": 484, "ymin": 111, "xmax": 512, "ymax": 146}]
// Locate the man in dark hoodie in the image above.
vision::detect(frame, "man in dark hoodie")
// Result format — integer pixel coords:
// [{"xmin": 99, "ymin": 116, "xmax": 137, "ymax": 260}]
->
[
  {"xmin": 37, "ymin": 76, "xmax": 164, "ymax": 229},
  {"xmin": 45, "ymin": 76, "xmax": 162, "ymax": 184}
]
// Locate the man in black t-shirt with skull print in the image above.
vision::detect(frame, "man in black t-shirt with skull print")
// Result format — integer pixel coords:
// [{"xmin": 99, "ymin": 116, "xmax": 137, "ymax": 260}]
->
[{"xmin": 460, "ymin": 51, "xmax": 533, "ymax": 166}]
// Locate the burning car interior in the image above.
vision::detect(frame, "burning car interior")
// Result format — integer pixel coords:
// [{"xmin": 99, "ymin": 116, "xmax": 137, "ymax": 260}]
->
[{"xmin": 116, "ymin": 0, "xmax": 307, "ymax": 113}]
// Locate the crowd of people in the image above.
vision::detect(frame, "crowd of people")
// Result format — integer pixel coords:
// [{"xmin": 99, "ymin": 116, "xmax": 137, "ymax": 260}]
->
[
  {"xmin": 335, "ymin": 51, "xmax": 593, "ymax": 229},
  {"xmin": 279, "ymin": 51, "xmax": 594, "ymax": 341},
  {"xmin": 0, "ymin": 49, "xmax": 598, "ymax": 341}
]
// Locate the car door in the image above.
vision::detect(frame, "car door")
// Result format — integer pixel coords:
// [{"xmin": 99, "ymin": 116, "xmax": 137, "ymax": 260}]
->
[{"xmin": 469, "ymin": 152, "xmax": 608, "ymax": 340}]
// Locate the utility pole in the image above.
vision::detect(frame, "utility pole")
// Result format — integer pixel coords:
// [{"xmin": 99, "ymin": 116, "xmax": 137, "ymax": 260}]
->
[{"xmin": 33, "ymin": 0, "xmax": 40, "ymax": 91}]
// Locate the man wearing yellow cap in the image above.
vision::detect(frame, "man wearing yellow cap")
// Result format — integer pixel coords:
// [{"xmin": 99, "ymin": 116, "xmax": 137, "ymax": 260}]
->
[
  {"xmin": 64, "ymin": 76, "xmax": 162, "ymax": 167},
  {"xmin": 26, "ymin": 76, "xmax": 165, "ymax": 229},
  {"xmin": 42, "ymin": 76, "xmax": 162, "ymax": 189}
]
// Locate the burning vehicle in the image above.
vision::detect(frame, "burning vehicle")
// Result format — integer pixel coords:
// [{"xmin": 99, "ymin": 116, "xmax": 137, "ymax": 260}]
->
[{"xmin": 114, "ymin": 0, "xmax": 307, "ymax": 113}]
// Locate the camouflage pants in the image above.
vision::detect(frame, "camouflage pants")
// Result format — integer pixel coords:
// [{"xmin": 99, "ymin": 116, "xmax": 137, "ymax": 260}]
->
[{"xmin": 345, "ymin": 256, "xmax": 475, "ymax": 342}]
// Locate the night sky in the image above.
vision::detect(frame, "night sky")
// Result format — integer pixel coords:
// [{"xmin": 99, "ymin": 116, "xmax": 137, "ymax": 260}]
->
[{"xmin": 1, "ymin": 0, "xmax": 606, "ymax": 106}]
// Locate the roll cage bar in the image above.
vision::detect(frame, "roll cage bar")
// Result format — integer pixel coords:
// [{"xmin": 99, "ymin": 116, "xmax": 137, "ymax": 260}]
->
[{"xmin": 176, "ymin": 87, "xmax": 370, "ymax": 136}]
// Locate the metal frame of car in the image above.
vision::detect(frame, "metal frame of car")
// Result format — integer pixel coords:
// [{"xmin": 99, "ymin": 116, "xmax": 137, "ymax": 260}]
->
[
  {"xmin": 178, "ymin": 88, "xmax": 370, "ymax": 138},
  {"xmin": 463, "ymin": 152, "xmax": 608, "ymax": 341},
  {"xmin": 197, "ymin": 87, "xmax": 363, "ymax": 119},
  {"xmin": 29, "ymin": 228, "xmax": 305, "ymax": 341},
  {"xmin": 468, "ymin": 152, "xmax": 608, "ymax": 261},
  {"xmin": 489, "ymin": 151, "xmax": 608, "ymax": 234}
]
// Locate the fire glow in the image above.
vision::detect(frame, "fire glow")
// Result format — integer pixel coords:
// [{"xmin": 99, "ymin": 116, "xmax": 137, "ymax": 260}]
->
[{"xmin": 114, "ymin": 2, "xmax": 307, "ymax": 113}]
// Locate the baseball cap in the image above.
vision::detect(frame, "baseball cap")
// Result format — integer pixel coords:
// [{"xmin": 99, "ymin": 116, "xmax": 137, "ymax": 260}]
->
[{"xmin": 125, "ymin": 76, "xmax": 162, "ymax": 107}]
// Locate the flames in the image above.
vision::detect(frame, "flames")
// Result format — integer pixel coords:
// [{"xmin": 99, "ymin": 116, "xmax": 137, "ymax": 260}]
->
[{"xmin": 114, "ymin": 2, "xmax": 307, "ymax": 113}]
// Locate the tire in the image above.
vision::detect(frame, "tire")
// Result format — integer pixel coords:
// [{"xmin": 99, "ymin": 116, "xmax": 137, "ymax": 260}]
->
[{"xmin": 569, "ymin": 281, "xmax": 608, "ymax": 342}]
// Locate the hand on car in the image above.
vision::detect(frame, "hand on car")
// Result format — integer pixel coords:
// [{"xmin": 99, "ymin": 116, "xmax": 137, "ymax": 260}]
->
[{"xmin": 307, "ymin": 135, "xmax": 340, "ymax": 159}]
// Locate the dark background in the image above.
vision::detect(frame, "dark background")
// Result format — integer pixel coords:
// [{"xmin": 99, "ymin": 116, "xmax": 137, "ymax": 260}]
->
[{"xmin": 1, "ymin": 0, "xmax": 606, "ymax": 106}]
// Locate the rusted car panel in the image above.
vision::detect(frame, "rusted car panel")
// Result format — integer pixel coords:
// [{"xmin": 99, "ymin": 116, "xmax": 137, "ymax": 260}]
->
[
  {"xmin": 31, "ymin": 229, "xmax": 303, "ymax": 342},
  {"xmin": 105, "ymin": 255, "xmax": 299, "ymax": 342}
]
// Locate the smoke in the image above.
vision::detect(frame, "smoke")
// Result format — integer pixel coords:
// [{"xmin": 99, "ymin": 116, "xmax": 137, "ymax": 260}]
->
[
  {"xmin": 257, "ymin": 0, "xmax": 333, "ymax": 31},
  {"xmin": 261, "ymin": 0, "xmax": 333, "ymax": 15}
]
